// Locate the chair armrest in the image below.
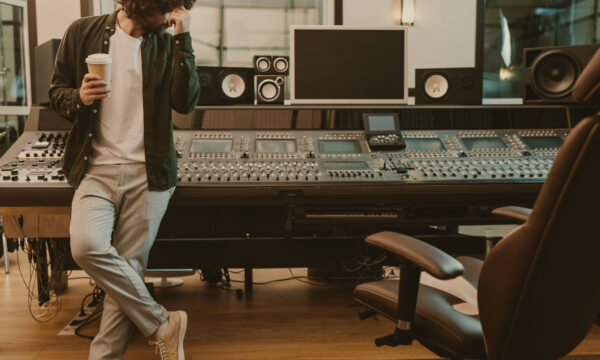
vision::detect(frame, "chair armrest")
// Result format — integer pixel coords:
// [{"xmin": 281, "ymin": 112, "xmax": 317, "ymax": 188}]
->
[
  {"xmin": 492, "ymin": 206, "xmax": 531, "ymax": 223},
  {"xmin": 366, "ymin": 231, "xmax": 463, "ymax": 280}
]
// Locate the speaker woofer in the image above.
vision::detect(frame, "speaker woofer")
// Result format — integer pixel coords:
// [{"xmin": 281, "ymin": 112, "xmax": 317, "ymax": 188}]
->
[
  {"xmin": 531, "ymin": 50, "xmax": 580, "ymax": 99},
  {"xmin": 255, "ymin": 75, "xmax": 285, "ymax": 104},
  {"xmin": 415, "ymin": 68, "xmax": 482, "ymax": 105},
  {"xmin": 523, "ymin": 44, "xmax": 599, "ymax": 104},
  {"xmin": 197, "ymin": 66, "xmax": 255, "ymax": 105},
  {"xmin": 424, "ymin": 74, "xmax": 450, "ymax": 99},
  {"xmin": 221, "ymin": 74, "xmax": 246, "ymax": 99}
]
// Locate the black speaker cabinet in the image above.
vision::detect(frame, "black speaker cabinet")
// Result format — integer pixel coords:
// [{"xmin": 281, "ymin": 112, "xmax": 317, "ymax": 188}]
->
[
  {"xmin": 415, "ymin": 67, "xmax": 482, "ymax": 105},
  {"xmin": 34, "ymin": 39, "xmax": 61, "ymax": 105},
  {"xmin": 253, "ymin": 55, "xmax": 289, "ymax": 75},
  {"xmin": 523, "ymin": 44, "xmax": 600, "ymax": 104},
  {"xmin": 255, "ymin": 75, "xmax": 285, "ymax": 104},
  {"xmin": 197, "ymin": 66, "xmax": 255, "ymax": 105}
]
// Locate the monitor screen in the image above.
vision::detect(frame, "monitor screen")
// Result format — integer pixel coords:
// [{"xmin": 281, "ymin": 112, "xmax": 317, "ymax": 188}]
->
[
  {"xmin": 404, "ymin": 138, "xmax": 446, "ymax": 152},
  {"xmin": 521, "ymin": 137, "xmax": 564, "ymax": 149},
  {"xmin": 291, "ymin": 26, "xmax": 407, "ymax": 104},
  {"xmin": 462, "ymin": 137, "xmax": 507, "ymax": 150},
  {"xmin": 255, "ymin": 140, "xmax": 297, "ymax": 153},
  {"xmin": 368, "ymin": 115, "xmax": 397, "ymax": 132},
  {"xmin": 190, "ymin": 139, "xmax": 233, "ymax": 153},
  {"xmin": 318, "ymin": 140, "xmax": 361, "ymax": 154}
]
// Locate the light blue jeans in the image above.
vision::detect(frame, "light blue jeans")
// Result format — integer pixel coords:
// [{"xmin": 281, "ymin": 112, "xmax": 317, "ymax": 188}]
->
[{"xmin": 70, "ymin": 163, "xmax": 174, "ymax": 360}]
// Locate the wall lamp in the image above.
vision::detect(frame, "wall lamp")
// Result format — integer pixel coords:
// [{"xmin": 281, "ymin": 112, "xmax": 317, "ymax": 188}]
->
[{"xmin": 391, "ymin": 0, "xmax": 415, "ymax": 26}]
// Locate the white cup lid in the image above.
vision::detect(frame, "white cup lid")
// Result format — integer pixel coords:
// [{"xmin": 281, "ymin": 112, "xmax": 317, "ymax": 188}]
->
[{"xmin": 86, "ymin": 53, "xmax": 112, "ymax": 65}]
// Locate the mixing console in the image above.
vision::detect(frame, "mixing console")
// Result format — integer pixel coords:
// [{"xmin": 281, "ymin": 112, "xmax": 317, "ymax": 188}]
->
[
  {"xmin": 173, "ymin": 129, "xmax": 565, "ymax": 186},
  {"xmin": 0, "ymin": 129, "xmax": 567, "ymax": 187},
  {"xmin": 1, "ymin": 131, "xmax": 67, "ymax": 185}
]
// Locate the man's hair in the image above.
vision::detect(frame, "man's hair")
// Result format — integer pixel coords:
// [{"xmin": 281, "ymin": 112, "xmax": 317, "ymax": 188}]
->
[{"xmin": 117, "ymin": 0, "xmax": 196, "ymax": 22}]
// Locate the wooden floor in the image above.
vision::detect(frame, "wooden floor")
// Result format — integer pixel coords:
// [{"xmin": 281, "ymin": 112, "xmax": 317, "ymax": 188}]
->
[{"xmin": 1, "ymin": 250, "xmax": 599, "ymax": 360}]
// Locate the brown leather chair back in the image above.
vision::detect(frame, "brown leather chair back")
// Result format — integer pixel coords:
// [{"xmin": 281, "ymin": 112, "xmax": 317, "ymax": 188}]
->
[
  {"xmin": 478, "ymin": 115, "xmax": 600, "ymax": 360},
  {"xmin": 573, "ymin": 48, "xmax": 600, "ymax": 104}
]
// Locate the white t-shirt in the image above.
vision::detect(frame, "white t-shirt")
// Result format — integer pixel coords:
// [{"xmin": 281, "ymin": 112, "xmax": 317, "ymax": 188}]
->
[{"xmin": 90, "ymin": 23, "xmax": 145, "ymax": 165}]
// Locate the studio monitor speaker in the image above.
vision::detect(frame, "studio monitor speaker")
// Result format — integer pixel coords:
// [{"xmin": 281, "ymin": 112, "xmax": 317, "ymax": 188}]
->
[
  {"xmin": 34, "ymin": 39, "xmax": 61, "ymax": 105},
  {"xmin": 523, "ymin": 44, "xmax": 600, "ymax": 104},
  {"xmin": 415, "ymin": 67, "xmax": 482, "ymax": 105},
  {"xmin": 253, "ymin": 55, "xmax": 289, "ymax": 75},
  {"xmin": 197, "ymin": 66, "xmax": 255, "ymax": 105},
  {"xmin": 255, "ymin": 75, "xmax": 285, "ymax": 104}
]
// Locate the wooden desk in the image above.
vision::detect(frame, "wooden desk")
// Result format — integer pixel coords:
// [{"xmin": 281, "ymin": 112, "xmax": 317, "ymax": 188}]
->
[{"xmin": 0, "ymin": 206, "xmax": 70, "ymax": 274}]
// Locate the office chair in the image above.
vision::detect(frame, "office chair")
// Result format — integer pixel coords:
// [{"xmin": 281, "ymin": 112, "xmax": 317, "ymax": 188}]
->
[
  {"xmin": 352, "ymin": 62, "xmax": 600, "ymax": 358},
  {"xmin": 572, "ymin": 48, "xmax": 600, "ymax": 105}
]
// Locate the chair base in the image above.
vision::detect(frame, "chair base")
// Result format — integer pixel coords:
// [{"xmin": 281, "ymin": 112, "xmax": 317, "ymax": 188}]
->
[{"xmin": 375, "ymin": 328, "xmax": 414, "ymax": 347}]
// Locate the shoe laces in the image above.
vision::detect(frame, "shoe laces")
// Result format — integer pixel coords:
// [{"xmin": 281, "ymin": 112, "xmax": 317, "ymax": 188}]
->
[{"xmin": 150, "ymin": 338, "xmax": 169, "ymax": 360}]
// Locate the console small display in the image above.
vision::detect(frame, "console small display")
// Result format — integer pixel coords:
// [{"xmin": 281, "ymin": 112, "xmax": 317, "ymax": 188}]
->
[
  {"xmin": 318, "ymin": 140, "xmax": 361, "ymax": 154},
  {"xmin": 404, "ymin": 138, "xmax": 446, "ymax": 152},
  {"xmin": 367, "ymin": 115, "xmax": 397, "ymax": 131},
  {"xmin": 521, "ymin": 137, "xmax": 564, "ymax": 149},
  {"xmin": 255, "ymin": 140, "xmax": 297, "ymax": 153},
  {"xmin": 323, "ymin": 161, "xmax": 369, "ymax": 170},
  {"xmin": 462, "ymin": 137, "xmax": 506, "ymax": 150},
  {"xmin": 190, "ymin": 139, "xmax": 233, "ymax": 153}
]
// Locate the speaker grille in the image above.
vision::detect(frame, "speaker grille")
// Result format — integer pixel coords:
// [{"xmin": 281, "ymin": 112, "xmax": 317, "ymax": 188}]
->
[
  {"xmin": 531, "ymin": 50, "xmax": 580, "ymax": 98},
  {"xmin": 523, "ymin": 44, "xmax": 599, "ymax": 104}
]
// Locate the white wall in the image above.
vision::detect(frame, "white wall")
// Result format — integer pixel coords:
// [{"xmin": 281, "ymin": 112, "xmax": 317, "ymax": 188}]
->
[
  {"xmin": 343, "ymin": 0, "xmax": 478, "ymax": 89},
  {"xmin": 36, "ymin": 0, "xmax": 81, "ymax": 45}
]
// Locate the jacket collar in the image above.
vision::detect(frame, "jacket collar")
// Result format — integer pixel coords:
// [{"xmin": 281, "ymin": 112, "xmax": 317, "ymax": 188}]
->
[
  {"xmin": 104, "ymin": 10, "xmax": 118, "ymax": 34},
  {"xmin": 105, "ymin": 10, "xmax": 157, "ymax": 39}
]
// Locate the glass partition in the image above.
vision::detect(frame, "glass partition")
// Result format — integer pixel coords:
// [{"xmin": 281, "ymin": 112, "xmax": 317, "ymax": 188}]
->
[
  {"xmin": 0, "ymin": 114, "xmax": 24, "ymax": 156},
  {"xmin": 484, "ymin": 0, "xmax": 600, "ymax": 99},
  {"xmin": 190, "ymin": 0, "xmax": 325, "ymax": 67},
  {"xmin": 0, "ymin": 1, "xmax": 28, "ymax": 108}
]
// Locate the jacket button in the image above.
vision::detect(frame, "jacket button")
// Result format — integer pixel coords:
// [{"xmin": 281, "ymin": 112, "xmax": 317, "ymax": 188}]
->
[
  {"xmin": 175, "ymin": 40, "xmax": 180, "ymax": 45},
  {"xmin": 93, "ymin": 109, "xmax": 98, "ymax": 114},
  {"xmin": 88, "ymin": 133, "xmax": 92, "ymax": 138},
  {"xmin": 84, "ymin": 156, "xmax": 88, "ymax": 161},
  {"xmin": 104, "ymin": 40, "xmax": 108, "ymax": 45}
]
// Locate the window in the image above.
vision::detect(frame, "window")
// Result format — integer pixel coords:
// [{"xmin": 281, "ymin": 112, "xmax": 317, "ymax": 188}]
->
[
  {"xmin": 98, "ymin": 1, "xmax": 326, "ymax": 67},
  {"xmin": 0, "ymin": 0, "xmax": 30, "ymax": 111},
  {"xmin": 0, "ymin": 114, "xmax": 24, "ymax": 156},
  {"xmin": 189, "ymin": 0, "xmax": 325, "ymax": 67},
  {"xmin": 484, "ymin": 0, "xmax": 600, "ymax": 99}
]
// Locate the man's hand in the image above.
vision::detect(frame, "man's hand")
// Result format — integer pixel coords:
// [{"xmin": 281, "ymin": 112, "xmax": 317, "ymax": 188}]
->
[
  {"xmin": 168, "ymin": 6, "xmax": 191, "ymax": 35},
  {"xmin": 79, "ymin": 74, "xmax": 110, "ymax": 106}
]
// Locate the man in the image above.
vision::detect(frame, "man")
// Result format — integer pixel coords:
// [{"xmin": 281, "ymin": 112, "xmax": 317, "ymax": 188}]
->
[{"xmin": 49, "ymin": 0, "xmax": 199, "ymax": 359}]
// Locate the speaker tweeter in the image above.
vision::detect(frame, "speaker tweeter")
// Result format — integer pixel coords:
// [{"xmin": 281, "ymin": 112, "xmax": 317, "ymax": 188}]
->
[{"xmin": 253, "ymin": 55, "xmax": 289, "ymax": 75}]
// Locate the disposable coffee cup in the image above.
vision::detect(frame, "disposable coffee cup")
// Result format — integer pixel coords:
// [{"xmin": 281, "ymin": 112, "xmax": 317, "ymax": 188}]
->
[{"xmin": 85, "ymin": 53, "xmax": 112, "ymax": 98}]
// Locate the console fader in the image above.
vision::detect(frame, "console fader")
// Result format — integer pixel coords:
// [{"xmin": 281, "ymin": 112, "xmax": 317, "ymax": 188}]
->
[{"xmin": 0, "ymin": 129, "xmax": 567, "ymax": 187}]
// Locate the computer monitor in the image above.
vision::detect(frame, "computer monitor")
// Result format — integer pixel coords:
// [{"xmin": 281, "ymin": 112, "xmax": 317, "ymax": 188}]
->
[{"xmin": 290, "ymin": 26, "xmax": 408, "ymax": 105}]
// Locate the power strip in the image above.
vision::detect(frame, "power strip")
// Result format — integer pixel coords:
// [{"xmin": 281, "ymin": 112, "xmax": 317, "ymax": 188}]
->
[{"xmin": 57, "ymin": 301, "xmax": 103, "ymax": 336}]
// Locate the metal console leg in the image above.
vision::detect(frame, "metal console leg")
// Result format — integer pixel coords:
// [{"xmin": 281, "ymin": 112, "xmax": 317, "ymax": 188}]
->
[
  {"xmin": 244, "ymin": 266, "xmax": 253, "ymax": 294},
  {"xmin": 2, "ymin": 232, "xmax": 9, "ymax": 274}
]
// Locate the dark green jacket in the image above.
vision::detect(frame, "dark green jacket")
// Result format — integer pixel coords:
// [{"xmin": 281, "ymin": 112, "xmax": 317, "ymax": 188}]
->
[{"xmin": 49, "ymin": 11, "xmax": 199, "ymax": 190}]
